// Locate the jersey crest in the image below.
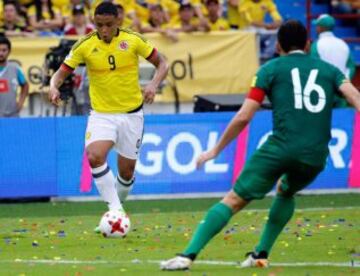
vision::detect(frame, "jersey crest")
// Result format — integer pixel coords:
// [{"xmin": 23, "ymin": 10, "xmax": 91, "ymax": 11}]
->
[{"xmin": 119, "ymin": 41, "xmax": 129, "ymax": 51}]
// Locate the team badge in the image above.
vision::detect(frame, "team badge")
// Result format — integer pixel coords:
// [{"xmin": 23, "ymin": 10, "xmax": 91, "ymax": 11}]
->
[
  {"xmin": 119, "ymin": 41, "xmax": 129, "ymax": 51},
  {"xmin": 85, "ymin": 132, "xmax": 91, "ymax": 140}
]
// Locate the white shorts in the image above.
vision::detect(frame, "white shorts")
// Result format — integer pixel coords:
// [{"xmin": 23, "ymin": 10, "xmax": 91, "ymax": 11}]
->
[{"xmin": 85, "ymin": 109, "xmax": 144, "ymax": 160}]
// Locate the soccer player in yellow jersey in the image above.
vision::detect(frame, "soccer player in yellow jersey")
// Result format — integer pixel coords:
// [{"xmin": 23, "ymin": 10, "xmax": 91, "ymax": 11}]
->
[{"xmin": 49, "ymin": 2, "xmax": 168, "ymax": 223}]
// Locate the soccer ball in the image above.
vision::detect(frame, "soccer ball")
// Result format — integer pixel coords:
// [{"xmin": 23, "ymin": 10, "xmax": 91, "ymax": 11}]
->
[{"xmin": 99, "ymin": 210, "xmax": 131, "ymax": 238}]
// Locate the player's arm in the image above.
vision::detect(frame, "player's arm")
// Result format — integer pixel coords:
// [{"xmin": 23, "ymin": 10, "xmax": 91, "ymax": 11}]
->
[
  {"xmin": 16, "ymin": 67, "xmax": 29, "ymax": 112},
  {"xmin": 339, "ymin": 82, "xmax": 360, "ymax": 112},
  {"xmin": 49, "ymin": 65, "xmax": 73, "ymax": 106},
  {"xmin": 143, "ymin": 49, "xmax": 169, "ymax": 104},
  {"xmin": 196, "ymin": 88, "xmax": 264, "ymax": 168}
]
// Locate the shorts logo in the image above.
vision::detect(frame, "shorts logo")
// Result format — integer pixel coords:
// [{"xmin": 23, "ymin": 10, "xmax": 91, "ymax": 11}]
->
[
  {"xmin": 85, "ymin": 132, "xmax": 91, "ymax": 140},
  {"xmin": 136, "ymin": 138, "xmax": 141, "ymax": 149},
  {"xmin": 119, "ymin": 41, "xmax": 129, "ymax": 51}
]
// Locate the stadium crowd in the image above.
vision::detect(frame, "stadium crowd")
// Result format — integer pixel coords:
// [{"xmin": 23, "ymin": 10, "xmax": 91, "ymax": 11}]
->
[{"xmin": 0, "ymin": 0, "xmax": 283, "ymax": 38}]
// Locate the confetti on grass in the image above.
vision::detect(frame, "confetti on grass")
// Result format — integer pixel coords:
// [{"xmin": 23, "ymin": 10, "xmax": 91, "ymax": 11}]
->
[{"xmin": 57, "ymin": 231, "xmax": 66, "ymax": 238}]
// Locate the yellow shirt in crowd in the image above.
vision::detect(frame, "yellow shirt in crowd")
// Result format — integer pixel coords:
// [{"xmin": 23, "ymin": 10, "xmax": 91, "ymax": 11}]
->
[
  {"xmin": 239, "ymin": 0, "xmax": 282, "ymax": 28},
  {"xmin": 64, "ymin": 29, "xmax": 155, "ymax": 113},
  {"xmin": 135, "ymin": 0, "xmax": 179, "ymax": 24},
  {"xmin": 27, "ymin": 5, "xmax": 62, "ymax": 20},
  {"xmin": 207, "ymin": 17, "xmax": 229, "ymax": 31},
  {"xmin": 226, "ymin": 0, "xmax": 247, "ymax": 28}
]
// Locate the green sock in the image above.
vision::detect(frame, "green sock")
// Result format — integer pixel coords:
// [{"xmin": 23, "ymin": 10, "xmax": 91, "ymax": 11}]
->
[
  {"xmin": 255, "ymin": 195, "xmax": 295, "ymax": 255},
  {"xmin": 183, "ymin": 202, "xmax": 233, "ymax": 258}
]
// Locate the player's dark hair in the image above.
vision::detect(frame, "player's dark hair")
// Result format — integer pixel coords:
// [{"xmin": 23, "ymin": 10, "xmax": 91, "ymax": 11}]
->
[
  {"xmin": 277, "ymin": 20, "xmax": 307, "ymax": 53},
  {"xmin": 95, "ymin": 2, "xmax": 118, "ymax": 17},
  {"xmin": 114, "ymin": 3, "xmax": 124, "ymax": 13},
  {"xmin": 0, "ymin": 36, "xmax": 11, "ymax": 51}
]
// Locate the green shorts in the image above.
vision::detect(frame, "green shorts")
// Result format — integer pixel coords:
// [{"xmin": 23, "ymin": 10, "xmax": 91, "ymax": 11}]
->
[{"xmin": 233, "ymin": 140, "xmax": 324, "ymax": 201}]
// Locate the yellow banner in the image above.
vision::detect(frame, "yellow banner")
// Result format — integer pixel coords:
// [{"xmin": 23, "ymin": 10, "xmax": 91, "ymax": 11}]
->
[
  {"xmin": 9, "ymin": 31, "xmax": 258, "ymax": 103},
  {"xmin": 147, "ymin": 31, "xmax": 259, "ymax": 102}
]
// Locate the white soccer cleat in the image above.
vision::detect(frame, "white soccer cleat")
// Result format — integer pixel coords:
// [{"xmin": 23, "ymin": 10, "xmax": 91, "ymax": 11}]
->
[
  {"xmin": 160, "ymin": 256, "xmax": 192, "ymax": 271},
  {"xmin": 241, "ymin": 252, "xmax": 269, "ymax": 268}
]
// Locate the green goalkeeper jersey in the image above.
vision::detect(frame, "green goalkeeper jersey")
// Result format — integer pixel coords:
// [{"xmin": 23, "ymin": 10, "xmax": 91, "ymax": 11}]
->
[{"xmin": 252, "ymin": 51, "xmax": 349, "ymax": 166}]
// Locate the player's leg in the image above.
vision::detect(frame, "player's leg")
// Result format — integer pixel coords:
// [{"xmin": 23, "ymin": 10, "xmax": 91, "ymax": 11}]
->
[
  {"xmin": 116, "ymin": 155, "xmax": 136, "ymax": 203},
  {"xmin": 245, "ymin": 162, "xmax": 323, "ymax": 266},
  {"xmin": 160, "ymin": 191, "xmax": 249, "ymax": 270},
  {"xmin": 114, "ymin": 110, "xmax": 144, "ymax": 203},
  {"xmin": 85, "ymin": 113, "xmax": 123, "ymax": 212},
  {"xmin": 161, "ymin": 143, "xmax": 283, "ymax": 271},
  {"xmin": 242, "ymin": 189, "xmax": 295, "ymax": 268}
]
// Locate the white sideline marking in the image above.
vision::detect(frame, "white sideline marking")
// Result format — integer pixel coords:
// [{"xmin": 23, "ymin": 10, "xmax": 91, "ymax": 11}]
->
[
  {"xmin": 247, "ymin": 206, "xmax": 360, "ymax": 213},
  {"xmin": 1, "ymin": 259, "xmax": 359, "ymax": 268},
  {"xmin": 127, "ymin": 206, "xmax": 360, "ymax": 217},
  {"xmin": 53, "ymin": 189, "xmax": 360, "ymax": 202}
]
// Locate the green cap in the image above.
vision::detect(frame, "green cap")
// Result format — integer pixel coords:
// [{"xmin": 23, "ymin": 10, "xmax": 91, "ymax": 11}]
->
[{"xmin": 314, "ymin": 14, "xmax": 335, "ymax": 30}]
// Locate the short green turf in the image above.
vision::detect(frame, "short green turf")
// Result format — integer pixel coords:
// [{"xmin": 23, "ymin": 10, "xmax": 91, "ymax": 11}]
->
[{"xmin": 0, "ymin": 194, "xmax": 359, "ymax": 275}]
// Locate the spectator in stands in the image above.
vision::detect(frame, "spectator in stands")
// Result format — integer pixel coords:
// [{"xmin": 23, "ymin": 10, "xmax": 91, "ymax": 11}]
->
[
  {"xmin": 0, "ymin": 36, "xmax": 29, "ymax": 117},
  {"xmin": 187, "ymin": 0, "xmax": 207, "ymax": 25},
  {"xmin": 311, "ymin": 14, "xmax": 356, "ymax": 107},
  {"xmin": 205, "ymin": 0, "xmax": 229, "ymax": 31},
  {"xmin": 239, "ymin": 0, "xmax": 283, "ymax": 60},
  {"xmin": 62, "ymin": 0, "xmax": 91, "ymax": 25},
  {"xmin": 64, "ymin": 4, "xmax": 94, "ymax": 35},
  {"xmin": 171, "ymin": 3, "xmax": 207, "ymax": 32},
  {"xmin": 226, "ymin": 0, "xmax": 247, "ymax": 29},
  {"xmin": 159, "ymin": 0, "xmax": 180, "ymax": 23},
  {"xmin": 0, "ymin": 1, "xmax": 33, "ymax": 36},
  {"xmin": 140, "ymin": 4, "xmax": 178, "ymax": 41},
  {"xmin": 331, "ymin": 0, "xmax": 360, "ymax": 14},
  {"xmin": 91, "ymin": 0, "xmax": 140, "ymax": 29},
  {"xmin": 28, "ymin": 0, "xmax": 63, "ymax": 34},
  {"xmin": 331, "ymin": 0, "xmax": 360, "ymax": 31},
  {"xmin": 239, "ymin": 0, "xmax": 282, "ymax": 30},
  {"xmin": 115, "ymin": 3, "xmax": 140, "ymax": 30}
]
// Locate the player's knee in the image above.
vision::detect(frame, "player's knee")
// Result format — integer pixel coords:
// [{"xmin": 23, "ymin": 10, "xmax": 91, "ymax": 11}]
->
[
  {"xmin": 222, "ymin": 191, "xmax": 249, "ymax": 213},
  {"xmin": 86, "ymin": 150, "xmax": 106, "ymax": 168}
]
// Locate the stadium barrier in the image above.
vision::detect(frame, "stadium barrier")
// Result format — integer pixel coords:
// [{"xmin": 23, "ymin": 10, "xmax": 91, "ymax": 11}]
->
[
  {"xmin": 0, "ymin": 109, "xmax": 359, "ymax": 200},
  {"xmin": 9, "ymin": 31, "xmax": 258, "ymax": 103}
]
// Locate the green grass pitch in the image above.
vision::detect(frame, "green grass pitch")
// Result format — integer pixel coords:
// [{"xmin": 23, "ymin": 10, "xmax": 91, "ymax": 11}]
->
[{"xmin": 0, "ymin": 194, "xmax": 359, "ymax": 275}]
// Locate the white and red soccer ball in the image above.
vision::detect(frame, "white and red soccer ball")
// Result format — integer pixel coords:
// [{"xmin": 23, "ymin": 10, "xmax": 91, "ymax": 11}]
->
[{"xmin": 99, "ymin": 210, "xmax": 131, "ymax": 238}]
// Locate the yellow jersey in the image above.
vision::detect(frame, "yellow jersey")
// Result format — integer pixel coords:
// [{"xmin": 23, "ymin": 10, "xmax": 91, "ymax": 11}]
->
[
  {"xmin": 27, "ymin": 6, "xmax": 62, "ymax": 20},
  {"xmin": 239, "ymin": 0, "xmax": 282, "ymax": 28},
  {"xmin": 226, "ymin": 0, "xmax": 247, "ymax": 28},
  {"xmin": 207, "ymin": 17, "xmax": 230, "ymax": 31},
  {"xmin": 52, "ymin": 0, "xmax": 70, "ymax": 9},
  {"xmin": 64, "ymin": 29, "xmax": 155, "ymax": 113}
]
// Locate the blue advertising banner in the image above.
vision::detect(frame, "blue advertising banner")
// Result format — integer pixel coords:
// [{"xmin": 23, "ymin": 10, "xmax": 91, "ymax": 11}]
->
[
  {"xmin": 133, "ymin": 113, "xmax": 236, "ymax": 195},
  {"xmin": 0, "ymin": 109, "xmax": 357, "ymax": 199},
  {"xmin": 45, "ymin": 113, "xmax": 237, "ymax": 197},
  {"xmin": 247, "ymin": 109, "xmax": 356, "ymax": 190},
  {"xmin": 0, "ymin": 118, "xmax": 57, "ymax": 198}
]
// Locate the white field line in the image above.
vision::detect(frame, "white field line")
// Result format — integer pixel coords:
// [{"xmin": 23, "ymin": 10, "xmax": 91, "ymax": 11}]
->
[
  {"xmin": 0, "ymin": 259, "xmax": 359, "ymax": 268},
  {"xmin": 244, "ymin": 206, "xmax": 360, "ymax": 212},
  {"xmin": 54, "ymin": 189, "xmax": 360, "ymax": 202},
  {"xmin": 126, "ymin": 206, "xmax": 360, "ymax": 217}
]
